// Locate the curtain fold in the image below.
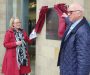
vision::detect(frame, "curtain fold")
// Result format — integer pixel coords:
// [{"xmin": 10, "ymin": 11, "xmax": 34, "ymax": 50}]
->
[
  {"xmin": 35, "ymin": 6, "xmax": 48, "ymax": 33},
  {"xmin": 54, "ymin": 3, "xmax": 67, "ymax": 39}
]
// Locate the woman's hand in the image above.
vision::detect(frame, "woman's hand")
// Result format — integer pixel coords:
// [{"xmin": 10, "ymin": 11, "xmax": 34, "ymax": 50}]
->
[{"xmin": 16, "ymin": 41, "xmax": 22, "ymax": 46}]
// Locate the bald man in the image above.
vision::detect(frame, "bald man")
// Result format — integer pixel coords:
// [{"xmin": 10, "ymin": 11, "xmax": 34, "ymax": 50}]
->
[{"xmin": 57, "ymin": 3, "xmax": 90, "ymax": 75}]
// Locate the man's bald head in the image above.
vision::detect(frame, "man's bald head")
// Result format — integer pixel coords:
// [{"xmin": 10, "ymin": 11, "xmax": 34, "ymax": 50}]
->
[
  {"xmin": 67, "ymin": 3, "xmax": 84, "ymax": 22},
  {"xmin": 68, "ymin": 3, "xmax": 84, "ymax": 12}
]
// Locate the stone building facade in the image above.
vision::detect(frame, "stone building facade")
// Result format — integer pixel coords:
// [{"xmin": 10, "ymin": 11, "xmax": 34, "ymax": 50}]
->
[{"xmin": 0, "ymin": 0, "xmax": 90, "ymax": 75}]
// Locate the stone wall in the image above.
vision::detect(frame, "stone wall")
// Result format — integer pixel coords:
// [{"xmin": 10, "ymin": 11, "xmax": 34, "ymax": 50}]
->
[
  {"xmin": 35, "ymin": 0, "xmax": 84, "ymax": 75},
  {"xmin": 84, "ymin": 0, "xmax": 90, "ymax": 22},
  {"xmin": 36, "ymin": 0, "xmax": 68, "ymax": 75},
  {"xmin": 0, "ymin": 0, "xmax": 6, "ymax": 75}
]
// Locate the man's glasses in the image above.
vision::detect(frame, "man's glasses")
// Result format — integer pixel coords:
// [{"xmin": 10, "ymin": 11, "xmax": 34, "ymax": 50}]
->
[{"xmin": 68, "ymin": 10, "xmax": 81, "ymax": 15}]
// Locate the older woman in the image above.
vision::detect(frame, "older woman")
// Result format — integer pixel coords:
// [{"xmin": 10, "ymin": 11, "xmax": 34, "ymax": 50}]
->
[{"xmin": 2, "ymin": 17, "xmax": 32, "ymax": 75}]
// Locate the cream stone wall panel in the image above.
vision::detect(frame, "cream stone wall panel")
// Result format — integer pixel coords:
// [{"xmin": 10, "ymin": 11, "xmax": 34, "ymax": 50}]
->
[
  {"xmin": 36, "ymin": 0, "xmax": 63, "ymax": 75},
  {"xmin": 0, "ymin": 0, "xmax": 6, "ymax": 75},
  {"xmin": 73, "ymin": 0, "xmax": 84, "ymax": 5},
  {"xmin": 0, "ymin": 26, "xmax": 6, "ymax": 32},
  {"xmin": 0, "ymin": 45, "xmax": 5, "ymax": 65},
  {"xmin": 84, "ymin": 0, "xmax": 90, "ymax": 21},
  {"xmin": 35, "ymin": 55, "xmax": 57, "ymax": 75}
]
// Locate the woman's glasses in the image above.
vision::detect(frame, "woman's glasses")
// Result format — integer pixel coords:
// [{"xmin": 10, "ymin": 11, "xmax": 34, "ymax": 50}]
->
[{"xmin": 14, "ymin": 22, "xmax": 21, "ymax": 24}]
